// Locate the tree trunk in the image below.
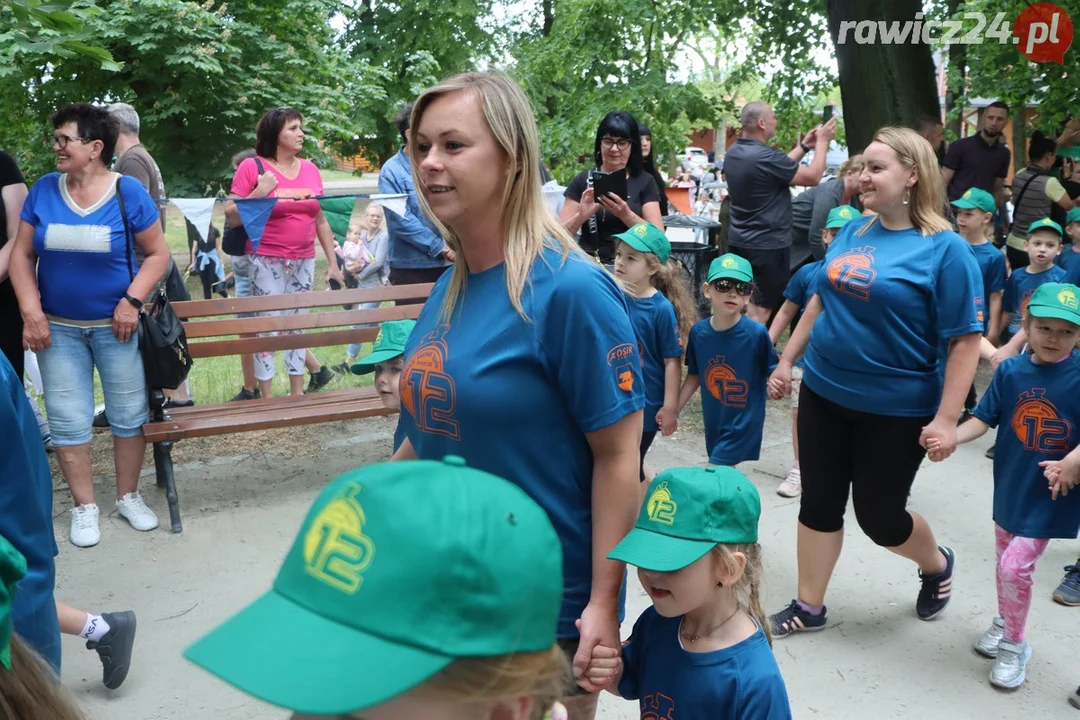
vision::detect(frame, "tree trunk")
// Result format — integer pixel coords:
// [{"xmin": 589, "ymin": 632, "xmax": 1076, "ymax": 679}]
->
[
  {"xmin": 826, "ymin": 0, "xmax": 941, "ymax": 154},
  {"xmin": 944, "ymin": 0, "xmax": 966, "ymax": 143}
]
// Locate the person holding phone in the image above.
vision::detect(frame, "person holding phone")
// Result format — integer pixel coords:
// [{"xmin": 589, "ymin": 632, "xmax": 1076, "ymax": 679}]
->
[{"xmin": 560, "ymin": 112, "xmax": 664, "ymax": 266}]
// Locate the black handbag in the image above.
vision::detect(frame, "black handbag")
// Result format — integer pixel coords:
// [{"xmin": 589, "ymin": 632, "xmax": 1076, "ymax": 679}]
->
[
  {"xmin": 117, "ymin": 180, "xmax": 194, "ymax": 390},
  {"xmin": 221, "ymin": 157, "xmax": 265, "ymax": 256}
]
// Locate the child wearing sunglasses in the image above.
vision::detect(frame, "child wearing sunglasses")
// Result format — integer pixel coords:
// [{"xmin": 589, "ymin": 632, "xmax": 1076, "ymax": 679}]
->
[
  {"xmin": 677, "ymin": 254, "xmax": 778, "ymax": 467},
  {"xmin": 767, "ymin": 205, "xmax": 859, "ymax": 498}
]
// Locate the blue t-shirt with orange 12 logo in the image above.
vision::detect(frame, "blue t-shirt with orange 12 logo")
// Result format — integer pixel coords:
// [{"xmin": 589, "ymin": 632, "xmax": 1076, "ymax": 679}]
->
[
  {"xmin": 685, "ymin": 315, "xmax": 777, "ymax": 465},
  {"xmin": 397, "ymin": 246, "xmax": 644, "ymax": 638},
  {"xmin": 973, "ymin": 350, "xmax": 1080, "ymax": 538},
  {"xmin": 803, "ymin": 216, "xmax": 984, "ymax": 417}
]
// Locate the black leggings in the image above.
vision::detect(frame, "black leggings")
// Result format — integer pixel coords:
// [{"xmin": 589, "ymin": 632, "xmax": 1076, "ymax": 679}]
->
[
  {"xmin": 640, "ymin": 431, "xmax": 657, "ymax": 481},
  {"xmin": 200, "ymin": 265, "xmax": 227, "ymax": 300},
  {"xmin": 797, "ymin": 384, "xmax": 933, "ymax": 547}
]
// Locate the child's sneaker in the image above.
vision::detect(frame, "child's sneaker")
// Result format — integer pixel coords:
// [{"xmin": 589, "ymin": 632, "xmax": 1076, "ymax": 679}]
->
[
  {"xmin": 974, "ymin": 616, "xmax": 1004, "ymax": 658},
  {"xmin": 769, "ymin": 599, "xmax": 827, "ymax": 638},
  {"xmin": 1053, "ymin": 561, "xmax": 1080, "ymax": 606},
  {"xmin": 1070, "ymin": 685, "xmax": 1080, "ymax": 709},
  {"xmin": 989, "ymin": 639, "xmax": 1031, "ymax": 689},
  {"xmin": 777, "ymin": 466, "xmax": 802, "ymax": 497},
  {"xmin": 916, "ymin": 546, "xmax": 954, "ymax": 620},
  {"xmin": 87, "ymin": 610, "xmax": 137, "ymax": 689}
]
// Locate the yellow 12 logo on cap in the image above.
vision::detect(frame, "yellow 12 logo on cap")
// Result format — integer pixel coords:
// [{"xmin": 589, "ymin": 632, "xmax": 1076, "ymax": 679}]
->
[
  {"xmin": 633, "ymin": 224, "xmax": 649, "ymax": 238},
  {"xmin": 1058, "ymin": 288, "xmax": 1079, "ymax": 309},
  {"xmin": 304, "ymin": 482, "xmax": 375, "ymax": 594},
  {"xmin": 646, "ymin": 482, "xmax": 677, "ymax": 525},
  {"xmin": 721, "ymin": 257, "xmax": 738, "ymax": 269}
]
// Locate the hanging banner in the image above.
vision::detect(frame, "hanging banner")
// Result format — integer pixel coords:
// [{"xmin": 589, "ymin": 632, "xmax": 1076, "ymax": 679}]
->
[
  {"xmin": 234, "ymin": 198, "xmax": 277, "ymax": 251},
  {"xmin": 317, "ymin": 197, "xmax": 358, "ymax": 243},
  {"xmin": 367, "ymin": 193, "xmax": 407, "ymax": 219},
  {"xmin": 169, "ymin": 198, "xmax": 216, "ymax": 245}
]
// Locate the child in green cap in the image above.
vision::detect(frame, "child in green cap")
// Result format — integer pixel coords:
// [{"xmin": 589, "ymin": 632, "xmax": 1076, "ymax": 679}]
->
[
  {"xmin": 611, "ymin": 222, "xmax": 695, "ymax": 481},
  {"xmin": 581, "ymin": 467, "xmax": 791, "ymax": 717},
  {"xmin": 768, "ymin": 204, "xmax": 857, "ymax": 498},
  {"xmin": 935, "ymin": 283, "xmax": 1080, "ymax": 689},
  {"xmin": 349, "ymin": 319, "xmax": 416, "ymax": 452},
  {"xmin": 0, "ymin": 535, "xmax": 84, "ymax": 719},
  {"xmin": 676, "ymin": 253, "xmax": 778, "ymax": 467},
  {"xmin": 1001, "ymin": 218, "xmax": 1066, "ymax": 343},
  {"xmin": 1058, "ymin": 207, "xmax": 1080, "ymax": 279},
  {"xmin": 186, "ymin": 457, "xmax": 571, "ymax": 719}
]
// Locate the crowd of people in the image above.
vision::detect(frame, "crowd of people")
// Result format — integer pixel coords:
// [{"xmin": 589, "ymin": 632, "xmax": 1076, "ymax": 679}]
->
[{"xmin": 1, "ymin": 71, "xmax": 1080, "ymax": 720}]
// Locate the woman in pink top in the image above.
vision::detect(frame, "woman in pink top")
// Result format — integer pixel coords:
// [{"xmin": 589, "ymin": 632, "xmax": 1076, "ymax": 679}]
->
[{"xmin": 225, "ymin": 108, "xmax": 344, "ymax": 397}]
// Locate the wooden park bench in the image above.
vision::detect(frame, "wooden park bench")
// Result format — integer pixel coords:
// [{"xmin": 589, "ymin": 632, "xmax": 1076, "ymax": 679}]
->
[{"xmin": 141, "ymin": 283, "xmax": 433, "ymax": 533}]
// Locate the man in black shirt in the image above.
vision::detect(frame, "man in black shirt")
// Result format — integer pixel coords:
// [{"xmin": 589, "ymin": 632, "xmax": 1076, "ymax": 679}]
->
[{"xmin": 942, "ymin": 101, "xmax": 1011, "ymax": 205}]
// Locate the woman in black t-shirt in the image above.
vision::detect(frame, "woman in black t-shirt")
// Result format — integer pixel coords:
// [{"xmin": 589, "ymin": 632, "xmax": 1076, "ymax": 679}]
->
[
  {"xmin": 638, "ymin": 123, "xmax": 669, "ymax": 216},
  {"xmin": 0, "ymin": 151, "xmax": 29, "ymax": 379},
  {"xmin": 559, "ymin": 112, "xmax": 663, "ymax": 265}
]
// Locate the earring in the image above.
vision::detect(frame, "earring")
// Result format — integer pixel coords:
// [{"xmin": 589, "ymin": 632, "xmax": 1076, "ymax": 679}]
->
[
  {"xmin": 902, "ymin": 189, "xmax": 910, "ymax": 206},
  {"xmin": 717, "ymin": 580, "xmax": 724, "ymax": 587}
]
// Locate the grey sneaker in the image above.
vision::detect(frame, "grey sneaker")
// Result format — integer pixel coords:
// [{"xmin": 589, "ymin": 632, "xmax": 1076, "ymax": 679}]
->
[
  {"xmin": 989, "ymin": 639, "xmax": 1032, "ymax": 689},
  {"xmin": 306, "ymin": 365, "xmax": 337, "ymax": 393},
  {"xmin": 974, "ymin": 616, "xmax": 1005, "ymax": 658}
]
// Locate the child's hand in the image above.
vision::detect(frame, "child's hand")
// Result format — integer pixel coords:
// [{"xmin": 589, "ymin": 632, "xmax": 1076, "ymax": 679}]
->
[
  {"xmin": 767, "ymin": 362, "xmax": 792, "ymax": 400},
  {"xmin": 1041, "ymin": 458, "xmax": 1080, "ymax": 500},
  {"xmin": 580, "ymin": 642, "xmax": 621, "ymax": 687},
  {"xmin": 657, "ymin": 406, "xmax": 678, "ymax": 436}
]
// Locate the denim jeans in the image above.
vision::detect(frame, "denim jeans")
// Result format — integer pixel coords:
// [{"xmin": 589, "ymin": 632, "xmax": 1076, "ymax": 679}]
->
[
  {"xmin": 37, "ymin": 322, "xmax": 147, "ymax": 446},
  {"xmin": 347, "ymin": 301, "xmax": 380, "ymax": 359}
]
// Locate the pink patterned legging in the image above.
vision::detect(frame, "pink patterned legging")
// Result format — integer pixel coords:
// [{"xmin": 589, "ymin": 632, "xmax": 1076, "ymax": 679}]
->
[{"xmin": 995, "ymin": 524, "xmax": 1050, "ymax": 643}]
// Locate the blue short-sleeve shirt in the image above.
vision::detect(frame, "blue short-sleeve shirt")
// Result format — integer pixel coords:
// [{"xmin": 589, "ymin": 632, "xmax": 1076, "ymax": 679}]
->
[
  {"xmin": 399, "ymin": 246, "xmax": 644, "ymax": 637},
  {"xmin": 782, "ymin": 259, "xmax": 823, "ymax": 369},
  {"xmin": 1055, "ymin": 246, "xmax": 1080, "ymax": 276},
  {"xmin": 627, "ymin": 293, "xmax": 684, "ymax": 432},
  {"xmin": 20, "ymin": 173, "xmax": 159, "ymax": 321},
  {"xmin": 685, "ymin": 316, "xmax": 777, "ymax": 465},
  {"xmin": 973, "ymin": 351, "xmax": 1080, "ymax": 538},
  {"xmin": 1003, "ymin": 265, "xmax": 1067, "ymax": 334},
  {"xmin": 803, "ymin": 217, "xmax": 984, "ymax": 416},
  {"xmin": 969, "ymin": 242, "xmax": 1007, "ymax": 330},
  {"xmin": 619, "ymin": 608, "xmax": 792, "ymax": 719}
]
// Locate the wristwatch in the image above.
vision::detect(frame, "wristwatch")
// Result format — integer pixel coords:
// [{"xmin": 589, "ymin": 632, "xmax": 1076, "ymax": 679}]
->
[
  {"xmin": 799, "ymin": 142, "xmax": 811, "ymax": 153},
  {"xmin": 123, "ymin": 293, "xmax": 144, "ymax": 310}
]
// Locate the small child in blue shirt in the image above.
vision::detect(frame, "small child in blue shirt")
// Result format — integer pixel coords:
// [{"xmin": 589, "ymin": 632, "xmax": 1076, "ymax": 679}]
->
[
  {"xmin": 934, "ymin": 282, "xmax": 1080, "ymax": 690},
  {"xmin": 582, "ymin": 466, "xmax": 791, "ymax": 719},
  {"xmin": 678, "ymin": 254, "xmax": 777, "ymax": 466},
  {"xmin": 768, "ymin": 204, "xmax": 858, "ymax": 498},
  {"xmin": 613, "ymin": 223, "xmax": 695, "ymax": 481},
  {"xmin": 1054, "ymin": 207, "xmax": 1080, "ymax": 279},
  {"xmin": 350, "ymin": 319, "xmax": 416, "ymax": 453},
  {"xmin": 1001, "ymin": 217, "xmax": 1066, "ymax": 342}
]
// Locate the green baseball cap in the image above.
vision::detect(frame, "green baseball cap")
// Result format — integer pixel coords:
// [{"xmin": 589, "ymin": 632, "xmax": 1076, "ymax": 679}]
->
[
  {"xmin": 951, "ymin": 187, "xmax": 996, "ymax": 214},
  {"xmin": 184, "ymin": 457, "xmax": 563, "ymax": 715},
  {"xmin": 1026, "ymin": 283, "xmax": 1080, "ymax": 325},
  {"xmin": 608, "ymin": 466, "xmax": 761, "ymax": 572},
  {"xmin": 825, "ymin": 204, "xmax": 860, "ymax": 230},
  {"xmin": 707, "ymin": 253, "xmax": 753, "ymax": 283},
  {"xmin": 1057, "ymin": 145, "xmax": 1080, "ymax": 161},
  {"xmin": 0, "ymin": 535, "xmax": 26, "ymax": 671},
  {"xmin": 350, "ymin": 319, "xmax": 416, "ymax": 375},
  {"xmin": 1027, "ymin": 217, "xmax": 1064, "ymax": 239},
  {"xmin": 614, "ymin": 222, "xmax": 671, "ymax": 263},
  {"xmin": 1066, "ymin": 208, "xmax": 1080, "ymax": 225}
]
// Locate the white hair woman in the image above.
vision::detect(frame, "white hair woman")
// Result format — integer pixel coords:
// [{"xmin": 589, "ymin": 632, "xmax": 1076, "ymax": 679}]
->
[{"xmin": 393, "ymin": 73, "xmax": 645, "ymax": 720}]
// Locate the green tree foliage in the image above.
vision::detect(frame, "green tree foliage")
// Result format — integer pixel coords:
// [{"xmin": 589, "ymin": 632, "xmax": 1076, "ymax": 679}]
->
[{"xmin": 1, "ymin": 0, "xmax": 119, "ymax": 70}]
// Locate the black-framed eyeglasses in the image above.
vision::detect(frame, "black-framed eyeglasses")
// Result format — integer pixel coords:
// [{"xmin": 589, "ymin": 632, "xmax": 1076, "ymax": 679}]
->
[
  {"xmin": 51, "ymin": 133, "xmax": 91, "ymax": 149},
  {"xmin": 600, "ymin": 138, "xmax": 631, "ymax": 150},
  {"xmin": 711, "ymin": 279, "xmax": 753, "ymax": 297}
]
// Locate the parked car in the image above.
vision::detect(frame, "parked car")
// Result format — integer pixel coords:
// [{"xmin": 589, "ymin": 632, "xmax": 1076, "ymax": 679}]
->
[{"xmin": 683, "ymin": 147, "xmax": 709, "ymax": 168}]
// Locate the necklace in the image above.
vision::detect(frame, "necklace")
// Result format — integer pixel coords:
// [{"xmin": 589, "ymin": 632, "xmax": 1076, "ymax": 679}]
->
[
  {"xmin": 679, "ymin": 607, "xmax": 740, "ymax": 643},
  {"xmin": 269, "ymin": 156, "xmax": 300, "ymax": 175}
]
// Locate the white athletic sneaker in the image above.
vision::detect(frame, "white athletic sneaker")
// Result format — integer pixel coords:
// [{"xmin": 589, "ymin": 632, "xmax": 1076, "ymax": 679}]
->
[
  {"xmin": 116, "ymin": 493, "xmax": 159, "ymax": 532},
  {"xmin": 70, "ymin": 504, "xmax": 101, "ymax": 548},
  {"xmin": 990, "ymin": 639, "xmax": 1032, "ymax": 689},
  {"xmin": 777, "ymin": 466, "xmax": 802, "ymax": 498},
  {"xmin": 974, "ymin": 616, "xmax": 1005, "ymax": 658}
]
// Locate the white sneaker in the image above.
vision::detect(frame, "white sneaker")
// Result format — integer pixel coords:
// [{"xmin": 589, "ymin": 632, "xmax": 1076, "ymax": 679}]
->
[
  {"xmin": 116, "ymin": 493, "xmax": 159, "ymax": 532},
  {"xmin": 70, "ymin": 504, "xmax": 101, "ymax": 548},
  {"xmin": 974, "ymin": 616, "xmax": 1004, "ymax": 658},
  {"xmin": 990, "ymin": 639, "xmax": 1032, "ymax": 689},
  {"xmin": 777, "ymin": 466, "xmax": 802, "ymax": 497}
]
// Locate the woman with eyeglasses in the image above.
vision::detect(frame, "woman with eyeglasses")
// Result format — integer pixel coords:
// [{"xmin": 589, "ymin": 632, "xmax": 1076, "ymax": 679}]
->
[
  {"xmin": 559, "ymin": 112, "xmax": 664, "ymax": 266},
  {"xmin": 8, "ymin": 103, "xmax": 171, "ymax": 548}
]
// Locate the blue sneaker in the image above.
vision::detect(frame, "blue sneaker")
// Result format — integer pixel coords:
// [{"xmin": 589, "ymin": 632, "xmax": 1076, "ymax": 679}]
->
[
  {"xmin": 1053, "ymin": 561, "xmax": 1080, "ymax": 606},
  {"xmin": 770, "ymin": 599, "xmax": 828, "ymax": 638}
]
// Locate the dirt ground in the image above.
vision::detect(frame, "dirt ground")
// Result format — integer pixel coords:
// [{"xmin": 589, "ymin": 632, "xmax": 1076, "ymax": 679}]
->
[{"xmin": 52, "ymin": 376, "xmax": 1080, "ymax": 719}]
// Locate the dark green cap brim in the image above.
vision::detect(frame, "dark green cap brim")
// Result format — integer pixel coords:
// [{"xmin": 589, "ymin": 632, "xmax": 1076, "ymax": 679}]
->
[
  {"xmin": 607, "ymin": 527, "xmax": 717, "ymax": 572},
  {"xmin": 185, "ymin": 590, "xmax": 452, "ymax": 715},
  {"xmin": 349, "ymin": 348, "xmax": 404, "ymax": 375},
  {"xmin": 1026, "ymin": 304, "xmax": 1080, "ymax": 325},
  {"xmin": 824, "ymin": 220, "xmax": 849, "ymax": 229}
]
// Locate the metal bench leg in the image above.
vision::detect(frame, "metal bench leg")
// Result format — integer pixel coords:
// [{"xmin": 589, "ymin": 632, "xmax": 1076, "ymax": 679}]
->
[{"xmin": 153, "ymin": 441, "xmax": 183, "ymax": 533}]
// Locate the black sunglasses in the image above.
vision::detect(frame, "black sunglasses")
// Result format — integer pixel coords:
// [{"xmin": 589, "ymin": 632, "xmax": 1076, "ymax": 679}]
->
[{"xmin": 710, "ymin": 279, "xmax": 753, "ymax": 296}]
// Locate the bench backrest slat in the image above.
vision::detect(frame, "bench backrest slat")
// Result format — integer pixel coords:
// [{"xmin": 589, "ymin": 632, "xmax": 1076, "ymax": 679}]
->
[
  {"xmin": 173, "ymin": 283, "xmax": 435, "ymax": 319},
  {"xmin": 190, "ymin": 327, "xmax": 382, "ymax": 359},
  {"xmin": 184, "ymin": 304, "xmax": 423, "ymax": 339}
]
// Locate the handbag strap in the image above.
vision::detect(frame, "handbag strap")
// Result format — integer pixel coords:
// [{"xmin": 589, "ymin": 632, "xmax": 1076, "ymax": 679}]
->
[{"xmin": 115, "ymin": 177, "xmax": 136, "ymax": 283}]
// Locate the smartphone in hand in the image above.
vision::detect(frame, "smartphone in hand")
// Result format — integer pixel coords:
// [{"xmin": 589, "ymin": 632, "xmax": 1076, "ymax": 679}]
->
[{"xmin": 822, "ymin": 105, "xmax": 834, "ymax": 124}]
